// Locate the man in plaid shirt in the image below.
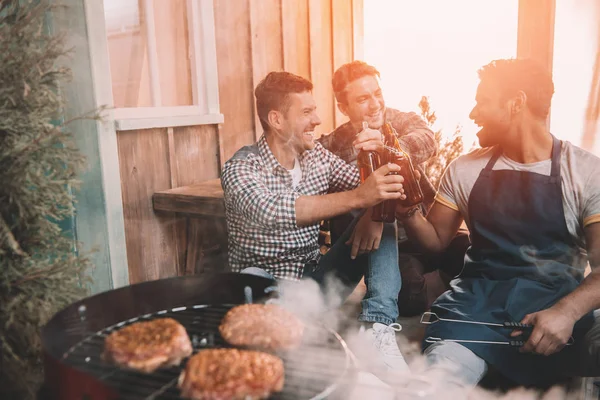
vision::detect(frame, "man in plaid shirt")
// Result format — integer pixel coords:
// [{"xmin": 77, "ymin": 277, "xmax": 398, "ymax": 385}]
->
[
  {"xmin": 221, "ymin": 71, "xmax": 410, "ymax": 372},
  {"xmin": 318, "ymin": 61, "xmax": 470, "ymax": 317}
]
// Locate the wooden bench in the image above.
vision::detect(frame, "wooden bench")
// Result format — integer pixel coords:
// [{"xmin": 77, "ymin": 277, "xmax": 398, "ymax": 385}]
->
[{"xmin": 153, "ymin": 179, "xmax": 228, "ymax": 275}]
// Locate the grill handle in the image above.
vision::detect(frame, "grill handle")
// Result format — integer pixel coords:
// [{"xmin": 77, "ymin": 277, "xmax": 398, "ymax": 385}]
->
[{"xmin": 503, "ymin": 322, "xmax": 533, "ymax": 330}]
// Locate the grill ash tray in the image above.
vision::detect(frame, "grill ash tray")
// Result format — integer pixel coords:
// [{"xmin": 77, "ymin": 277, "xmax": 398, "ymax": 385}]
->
[{"xmin": 61, "ymin": 304, "xmax": 352, "ymax": 400}]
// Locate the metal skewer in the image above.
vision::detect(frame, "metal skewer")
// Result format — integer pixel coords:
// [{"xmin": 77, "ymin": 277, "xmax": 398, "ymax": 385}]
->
[
  {"xmin": 422, "ymin": 312, "xmax": 575, "ymax": 346},
  {"xmin": 420, "ymin": 311, "xmax": 533, "ymax": 330},
  {"xmin": 425, "ymin": 336, "xmax": 527, "ymax": 347},
  {"xmin": 425, "ymin": 336, "xmax": 574, "ymax": 347}
]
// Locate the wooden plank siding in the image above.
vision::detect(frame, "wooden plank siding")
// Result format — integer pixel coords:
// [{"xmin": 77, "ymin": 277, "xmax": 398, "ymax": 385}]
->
[{"xmin": 117, "ymin": 0, "xmax": 362, "ymax": 283}]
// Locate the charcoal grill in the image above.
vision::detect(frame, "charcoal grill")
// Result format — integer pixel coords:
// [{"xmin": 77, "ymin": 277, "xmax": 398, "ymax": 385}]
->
[{"xmin": 40, "ymin": 273, "xmax": 353, "ymax": 400}]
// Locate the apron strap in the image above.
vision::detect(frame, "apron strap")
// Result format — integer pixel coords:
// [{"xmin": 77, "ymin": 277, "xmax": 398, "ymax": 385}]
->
[
  {"xmin": 479, "ymin": 138, "xmax": 562, "ymax": 181},
  {"xmin": 549, "ymin": 134, "xmax": 562, "ymax": 183},
  {"xmin": 479, "ymin": 146, "xmax": 503, "ymax": 177}
]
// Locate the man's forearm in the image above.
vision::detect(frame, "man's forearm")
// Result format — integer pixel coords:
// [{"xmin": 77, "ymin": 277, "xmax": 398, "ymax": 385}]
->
[
  {"xmin": 402, "ymin": 212, "xmax": 448, "ymax": 253},
  {"xmin": 295, "ymin": 190, "xmax": 362, "ymax": 226},
  {"xmin": 554, "ymin": 268, "xmax": 600, "ymax": 320}
]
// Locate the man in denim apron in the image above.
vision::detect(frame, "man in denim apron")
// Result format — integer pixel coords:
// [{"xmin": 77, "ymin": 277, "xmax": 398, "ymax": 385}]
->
[{"xmin": 397, "ymin": 59, "xmax": 600, "ymax": 387}]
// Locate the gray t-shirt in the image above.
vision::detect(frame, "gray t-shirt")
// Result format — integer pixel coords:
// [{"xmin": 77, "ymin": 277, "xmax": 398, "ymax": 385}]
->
[{"xmin": 436, "ymin": 141, "xmax": 600, "ymax": 264}]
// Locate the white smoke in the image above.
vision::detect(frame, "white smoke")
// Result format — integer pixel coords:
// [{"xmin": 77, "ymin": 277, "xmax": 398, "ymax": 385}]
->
[{"xmin": 269, "ymin": 275, "xmax": 587, "ymax": 400}]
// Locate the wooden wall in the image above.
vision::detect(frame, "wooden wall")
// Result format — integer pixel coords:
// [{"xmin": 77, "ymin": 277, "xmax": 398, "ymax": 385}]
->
[{"xmin": 119, "ymin": 0, "xmax": 363, "ymax": 284}]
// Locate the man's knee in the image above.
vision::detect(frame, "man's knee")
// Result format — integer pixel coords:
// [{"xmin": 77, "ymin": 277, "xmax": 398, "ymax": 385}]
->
[
  {"xmin": 240, "ymin": 267, "xmax": 274, "ymax": 280},
  {"xmin": 423, "ymin": 341, "xmax": 488, "ymax": 386},
  {"xmin": 580, "ymin": 319, "xmax": 600, "ymax": 374}
]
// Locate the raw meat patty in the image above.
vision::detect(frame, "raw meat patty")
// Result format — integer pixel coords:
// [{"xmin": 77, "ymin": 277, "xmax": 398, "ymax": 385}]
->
[
  {"xmin": 103, "ymin": 318, "xmax": 192, "ymax": 373},
  {"xmin": 219, "ymin": 304, "xmax": 304, "ymax": 350},
  {"xmin": 178, "ymin": 348, "xmax": 284, "ymax": 400}
]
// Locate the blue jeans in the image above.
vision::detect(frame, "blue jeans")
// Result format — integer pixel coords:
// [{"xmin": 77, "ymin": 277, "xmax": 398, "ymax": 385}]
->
[{"xmin": 242, "ymin": 212, "xmax": 401, "ymax": 325}]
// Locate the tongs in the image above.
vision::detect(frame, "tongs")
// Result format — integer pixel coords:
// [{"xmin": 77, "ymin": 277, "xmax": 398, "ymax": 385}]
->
[{"xmin": 421, "ymin": 312, "xmax": 574, "ymax": 346}]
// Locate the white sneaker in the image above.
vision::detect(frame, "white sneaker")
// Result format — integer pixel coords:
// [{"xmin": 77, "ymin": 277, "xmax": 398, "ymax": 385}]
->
[{"xmin": 360, "ymin": 322, "xmax": 410, "ymax": 372}]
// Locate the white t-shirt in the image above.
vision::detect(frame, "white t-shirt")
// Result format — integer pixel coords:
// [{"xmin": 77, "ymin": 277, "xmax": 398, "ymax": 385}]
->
[
  {"xmin": 288, "ymin": 158, "xmax": 302, "ymax": 189},
  {"xmin": 436, "ymin": 141, "xmax": 600, "ymax": 253}
]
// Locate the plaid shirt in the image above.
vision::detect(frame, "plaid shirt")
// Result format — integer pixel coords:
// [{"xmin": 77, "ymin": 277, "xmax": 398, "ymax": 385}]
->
[
  {"xmin": 317, "ymin": 108, "xmax": 438, "ymax": 241},
  {"xmin": 221, "ymin": 135, "xmax": 360, "ymax": 280}
]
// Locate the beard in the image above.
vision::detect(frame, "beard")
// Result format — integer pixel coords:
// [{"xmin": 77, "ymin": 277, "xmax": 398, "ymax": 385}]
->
[
  {"xmin": 476, "ymin": 127, "xmax": 498, "ymax": 148},
  {"xmin": 476, "ymin": 120, "xmax": 511, "ymax": 148}
]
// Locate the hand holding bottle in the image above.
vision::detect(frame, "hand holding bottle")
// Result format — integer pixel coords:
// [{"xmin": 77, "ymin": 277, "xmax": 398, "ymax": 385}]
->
[{"xmin": 353, "ymin": 121, "xmax": 385, "ymax": 153}]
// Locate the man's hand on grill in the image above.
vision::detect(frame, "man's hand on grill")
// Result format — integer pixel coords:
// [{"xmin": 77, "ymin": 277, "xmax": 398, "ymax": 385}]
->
[
  {"xmin": 345, "ymin": 211, "xmax": 384, "ymax": 259},
  {"xmin": 512, "ymin": 306, "xmax": 576, "ymax": 356},
  {"xmin": 356, "ymin": 163, "xmax": 404, "ymax": 208},
  {"xmin": 353, "ymin": 122, "xmax": 385, "ymax": 153}
]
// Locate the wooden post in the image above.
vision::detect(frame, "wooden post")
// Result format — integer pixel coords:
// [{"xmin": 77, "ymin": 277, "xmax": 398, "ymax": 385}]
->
[
  {"xmin": 517, "ymin": 0, "xmax": 556, "ymax": 73},
  {"xmin": 517, "ymin": 0, "xmax": 556, "ymax": 128}
]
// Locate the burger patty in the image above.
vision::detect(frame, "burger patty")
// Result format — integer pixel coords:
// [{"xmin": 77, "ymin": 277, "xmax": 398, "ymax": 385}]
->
[
  {"xmin": 103, "ymin": 318, "xmax": 192, "ymax": 373},
  {"xmin": 178, "ymin": 348, "xmax": 284, "ymax": 400},
  {"xmin": 219, "ymin": 304, "xmax": 305, "ymax": 351}
]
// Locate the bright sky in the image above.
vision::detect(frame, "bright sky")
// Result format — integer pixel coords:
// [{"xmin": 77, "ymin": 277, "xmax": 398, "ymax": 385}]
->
[{"xmin": 364, "ymin": 0, "xmax": 598, "ymax": 153}]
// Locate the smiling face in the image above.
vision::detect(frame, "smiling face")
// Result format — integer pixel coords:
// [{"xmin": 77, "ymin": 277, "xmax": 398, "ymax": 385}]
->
[
  {"xmin": 337, "ymin": 75, "xmax": 386, "ymax": 130},
  {"xmin": 469, "ymin": 79, "xmax": 513, "ymax": 148},
  {"xmin": 277, "ymin": 91, "xmax": 322, "ymax": 153}
]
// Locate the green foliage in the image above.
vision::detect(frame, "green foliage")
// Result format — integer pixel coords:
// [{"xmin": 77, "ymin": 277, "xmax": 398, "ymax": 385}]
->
[
  {"xmin": 0, "ymin": 1, "xmax": 92, "ymax": 398},
  {"xmin": 419, "ymin": 96, "xmax": 464, "ymax": 189}
]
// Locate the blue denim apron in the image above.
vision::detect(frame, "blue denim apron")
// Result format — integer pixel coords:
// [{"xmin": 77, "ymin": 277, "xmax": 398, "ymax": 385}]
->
[{"xmin": 424, "ymin": 136, "xmax": 593, "ymax": 386}]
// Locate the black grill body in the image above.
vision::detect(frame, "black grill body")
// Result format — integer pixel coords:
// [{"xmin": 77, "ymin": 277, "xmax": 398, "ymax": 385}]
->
[{"xmin": 41, "ymin": 273, "xmax": 352, "ymax": 400}]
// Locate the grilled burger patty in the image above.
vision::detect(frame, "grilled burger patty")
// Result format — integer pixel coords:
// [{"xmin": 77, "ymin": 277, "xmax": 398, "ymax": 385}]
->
[
  {"xmin": 103, "ymin": 318, "xmax": 192, "ymax": 373},
  {"xmin": 219, "ymin": 304, "xmax": 305, "ymax": 350},
  {"xmin": 178, "ymin": 348, "xmax": 284, "ymax": 400}
]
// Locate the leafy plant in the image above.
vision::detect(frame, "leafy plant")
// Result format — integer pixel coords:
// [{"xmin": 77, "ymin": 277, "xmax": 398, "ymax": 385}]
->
[
  {"xmin": 419, "ymin": 96, "xmax": 464, "ymax": 189},
  {"xmin": 0, "ymin": 1, "xmax": 92, "ymax": 398}
]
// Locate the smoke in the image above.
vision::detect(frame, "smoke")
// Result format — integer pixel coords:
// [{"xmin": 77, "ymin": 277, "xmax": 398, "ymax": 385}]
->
[
  {"xmin": 268, "ymin": 275, "xmax": 587, "ymax": 400},
  {"xmin": 517, "ymin": 243, "xmax": 587, "ymax": 279}
]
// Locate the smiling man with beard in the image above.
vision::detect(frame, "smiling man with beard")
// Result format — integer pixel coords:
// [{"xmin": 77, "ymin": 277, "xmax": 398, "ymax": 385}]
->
[
  {"xmin": 221, "ymin": 71, "xmax": 411, "ymax": 372},
  {"xmin": 398, "ymin": 58, "xmax": 600, "ymax": 388}
]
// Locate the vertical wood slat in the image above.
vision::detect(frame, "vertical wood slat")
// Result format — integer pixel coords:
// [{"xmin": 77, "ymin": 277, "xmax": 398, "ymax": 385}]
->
[
  {"xmin": 281, "ymin": 0, "xmax": 310, "ymax": 79},
  {"xmin": 118, "ymin": 128, "xmax": 178, "ymax": 283},
  {"xmin": 142, "ymin": 0, "xmax": 162, "ymax": 106},
  {"xmin": 172, "ymin": 125, "xmax": 220, "ymax": 185},
  {"xmin": 517, "ymin": 0, "xmax": 556, "ymax": 73},
  {"xmin": 213, "ymin": 0, "xmax": 255, "ymax": 165},
  {"xmin": 250, "ymin": 0, "xmax": 284, "ymax": 140},
  {"xmin": 186, "ymin": 0, "xmax": 205, "ymax": 111},
  {"xmin": 352, "ymin": 0, "xmax": 364, "ymax": 60},
  {"xmin": 199, "ymin": 0, "xmax": 221, "ymax": 115},
  {"xmin": 166, "ymin": 127, "xmax": 178, "ymax": 188},
  {"xmin": 517, "ymin": 0, "xmax": 555, "ymax": 129},
  {"xmin": 582, "ymin": 36, "xmax": 600, "ymax": 152},
  {"xmin": 331, "ymin": 0, "xmax": 353, "ymax": 128},
  {"xmin": 166, "ymin": 128, "xmax": 185, "ymax": 275},
  {"xmin": 309, "ymin": 0, "xmax": 335, "ymax": 135}
]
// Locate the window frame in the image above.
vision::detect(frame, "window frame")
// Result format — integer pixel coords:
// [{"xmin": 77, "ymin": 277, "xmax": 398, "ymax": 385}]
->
[{"xmin": 95, "ymin": 0, "xmax": 223, "ymax": 131}]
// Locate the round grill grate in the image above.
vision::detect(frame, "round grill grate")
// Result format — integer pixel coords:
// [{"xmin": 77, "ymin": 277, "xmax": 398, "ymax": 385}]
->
[{"xmin": 61, "ymin": 304, "xmax": 352, "ymax": 400}]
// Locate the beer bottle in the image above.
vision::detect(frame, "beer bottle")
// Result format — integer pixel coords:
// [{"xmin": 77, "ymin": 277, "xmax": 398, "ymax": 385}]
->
[
  {"xmin": 371, "ymin": 125, "xmax": 398, "ymax": 222},
  {"xmin": 391, "ymin": 148, "xmax": 424, "ymax": 207},
  {"xmin": 357, "ymin": 149, "xmax": 380, "ymax": 184}
]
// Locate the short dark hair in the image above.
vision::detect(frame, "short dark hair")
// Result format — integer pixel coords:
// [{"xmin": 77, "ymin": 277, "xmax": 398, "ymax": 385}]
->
[
  {"xmin": 478, "ymin": 58, "xmax": 554, "ymax": 119},
  {"xmin": 332, "ymin": 61, "xmax": 381, "ymax": 104},
  {"xmin": 254, "ymin": 71, "xmax": 313, "ymax": 132}
]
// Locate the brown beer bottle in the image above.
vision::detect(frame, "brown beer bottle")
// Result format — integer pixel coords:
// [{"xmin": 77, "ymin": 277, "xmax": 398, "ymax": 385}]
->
[
  {"xmin": 357, "ymin": 150, "xmax": 380, "ymax": 184},
  {"xmin": 371, "ymin": 125, "xmax": 398, "ymax": 222},
  {"xmin": 371, "ymin": 145, "xmax": 396, "ymax": 222},
  {"xmin": 391, "ymin": 148, "xmax": 424, "ymax": 207}
]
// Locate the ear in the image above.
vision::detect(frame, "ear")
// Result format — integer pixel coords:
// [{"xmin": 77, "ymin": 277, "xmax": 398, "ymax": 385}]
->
[
  {"xmin": 267, "ymin": 109, "xmax": 284, "ymax": 130},
  {"xmin": 337, "ymin": 102, "xmax": 350, "ymax": 117},
  {"xmin": 511, "ymin": 90, "xmax": 527, "ymax": 114}
]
